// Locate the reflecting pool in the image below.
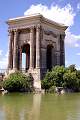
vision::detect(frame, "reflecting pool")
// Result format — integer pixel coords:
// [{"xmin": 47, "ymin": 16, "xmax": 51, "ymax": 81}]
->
[{"xmin": 0, "ymin": 93, "xmax": 80, "ymax": 120}]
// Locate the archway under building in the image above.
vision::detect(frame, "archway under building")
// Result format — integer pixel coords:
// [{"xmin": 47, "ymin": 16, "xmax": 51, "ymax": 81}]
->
[{"xmin": 22, "ymin": 44, "xmax": 30, "ymax": 71}]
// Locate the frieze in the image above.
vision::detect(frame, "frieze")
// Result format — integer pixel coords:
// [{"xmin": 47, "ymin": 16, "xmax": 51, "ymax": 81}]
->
[
  {"xmin": 45, "ymin": 39, "xmax": 56, "ymax": 44},
  {"xmin": 44, "ymin": 30, "xmax": 57, "ymax": 38},
  {"xmin": 8, "ymin": 24, "xmax": 36, "ymax": 31}
]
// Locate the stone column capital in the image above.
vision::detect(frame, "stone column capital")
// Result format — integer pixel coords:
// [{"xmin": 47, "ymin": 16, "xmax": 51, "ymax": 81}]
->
[
  {"xmin": 8, "ymin": 30, "xmax": 13, "ymax": 36},
  {"xmin": 13, "ymin": 29, "xmax": 18, "ymax": 35},
  {"xmin": 60, "ymin": 34, "xmax": 65, "ymax": 39},
  {"xmin": 36, "ymin": 24, "xmax": 41, "ymax": 31},
  {"xmin": 57, "ymin": 33, "xmax": 65, "ymax": 39},
  {"xmin": 30, "ymin": 26, "xmax": 35, "ymax": 32}
]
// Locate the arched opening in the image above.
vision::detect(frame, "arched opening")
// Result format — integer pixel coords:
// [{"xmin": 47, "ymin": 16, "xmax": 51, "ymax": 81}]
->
[
  {"xmin": 47, "ymin": 45, "xmax": 52, "ymax": 70},
  {"xmin": 22, "ymin": 44, "xmax": 30, "ymax": 71}
]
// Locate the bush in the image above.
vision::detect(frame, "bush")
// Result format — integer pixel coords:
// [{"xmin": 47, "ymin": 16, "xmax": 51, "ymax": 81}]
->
[
  {"xmin": 63, "ymin": 71, "xmax": 79, "ymax": 91},
  {"xmin": 41, "ymin": 71, "xmax": 54, "ymax": 90},
  {"xmin": 41, "ymin": 65, "xmax": 80, "ymax": 92},
  {"xmin": 52, "ymin": 66, "xmax": 66, "ymax": 87},
  {"xmin": 48, "ymin": 86, "xmax": 56, "ymax": 93},
  {"xmin": 42, "ymin": 66, "xmax": 66, "ymax": 90},
  {"xmin": 3, "ymin": 71, "xmax": 33, "ymax": 92},
  {"xmin": 0, "ymin": 81, "xmax": 3, "ymax": 89}
]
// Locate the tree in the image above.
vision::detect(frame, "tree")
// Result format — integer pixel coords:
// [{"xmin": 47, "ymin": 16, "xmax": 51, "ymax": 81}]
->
[
  {"xmin": 41, "ymin": 65, "xmax": 80, "ymax": 92},
  {"xmin": 42, "ymin": 66, "xmax": 66, "ymax": 90},
  {"xmin": 52, "ymin": 66, "xmax": 66, "ymax": 87},
  {"xmin": 68, "ymin": 64, "xmax": 76, "ymax": 72},
  {"xmin": 3, "ymin": 71, "xmax": 33, "ymax": 92},
  {"xmin": 76, "ymin": 70, "xmax": 80, "ymax": 79},
  {"xmin": 63, "ymin": 71, "xmax": 79, "ymax": 91},
  {"xmin": 41, "ymin": 71, "xmax": 54, "ymax": 90}
]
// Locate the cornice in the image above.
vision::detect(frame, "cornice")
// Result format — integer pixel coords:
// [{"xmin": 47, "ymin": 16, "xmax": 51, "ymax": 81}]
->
[{"xmin": 6, "ymin": 14, "xmax": 68, "ymax": 31}]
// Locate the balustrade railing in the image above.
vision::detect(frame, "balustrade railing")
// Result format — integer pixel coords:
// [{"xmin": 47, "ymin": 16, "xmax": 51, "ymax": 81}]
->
[
  {"xmin": 0, "ymin": 69, "xmax": 7, "ymax": 75},
  {"xmin": 21, "ymin": 68, "xmax": 28, "ymax": 73},
  {"xmin": 0, "ymin": 69, "xmax": 7, "ymax": 80},
  {"xmin": 0, "ymin": 68, "xmax": 28, "ymax": 75}
]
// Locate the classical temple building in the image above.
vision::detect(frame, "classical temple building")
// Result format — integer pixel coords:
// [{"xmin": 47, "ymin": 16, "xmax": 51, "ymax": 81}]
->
[{"xmin": 7, "ymin": 14, "xmax": 67, "ymax": 89}]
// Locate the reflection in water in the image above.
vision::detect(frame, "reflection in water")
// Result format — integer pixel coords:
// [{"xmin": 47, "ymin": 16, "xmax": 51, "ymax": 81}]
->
[
  {"xmin": 1, "ymin": 93, "xmax": 41, "ymax": 120},
  {"xmin": 0, "ymin": 93, "xmax": 80, "ymax": 120},
  {"xmin": 2, "ymin": 93, "xmax": 33, "ymax": 120},
  {"xmin": 28, "ymin": 94, "xmax": 41, "ymax": 120}
]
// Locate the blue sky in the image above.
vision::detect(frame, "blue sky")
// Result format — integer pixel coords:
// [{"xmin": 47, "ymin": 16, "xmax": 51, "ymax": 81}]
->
[{"xmin": 0, "ymin": 0, "xmax": 80, "ymax": 69}]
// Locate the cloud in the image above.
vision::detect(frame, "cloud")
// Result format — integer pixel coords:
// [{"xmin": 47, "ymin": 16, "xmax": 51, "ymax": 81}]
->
[
  {"xmin": 24, "ymin": 4, "xmax": 75, "ymax": 26},
  {"xmin": 75, "ymin": 43, "xmax": 80, "ymax": 48},
  {"xmin": 77, "ymin": 3, "xmax": 80, "ymax": 10},
  {"xmin": 65, "ymin": 28, "xmax": 80, "ymax": 47},
  {"xmin": 76, "ymin": 53, "xmax": 80, "ymax": 56},
  {"xmin": 65, "ymin": 60, "xmax": 69, "ymax": 66},
  {"xmin": 24, "ymin": 4, "xmax": 80, "ymax": 47},
  {"xmin": 0, "ymin": 52, "xmax": 8, "ymax": 69},
  {"xmin": 0, "ymin": 50, "xmax": 2, "ymax": 56},
  {"xmin": 76, "ymin": 65, "xmax": 80, "ymax": 70}
]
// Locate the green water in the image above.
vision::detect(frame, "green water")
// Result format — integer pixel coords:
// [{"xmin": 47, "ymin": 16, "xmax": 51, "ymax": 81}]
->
[{"xmin": 0, "ymin": 93, "xmax": 80, "ymax": 120}]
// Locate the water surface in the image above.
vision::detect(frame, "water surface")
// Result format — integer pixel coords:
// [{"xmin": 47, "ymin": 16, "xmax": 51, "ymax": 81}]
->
[{"xmin": 0, "ymin": 93, "xmax": 80, "ymax": 120}]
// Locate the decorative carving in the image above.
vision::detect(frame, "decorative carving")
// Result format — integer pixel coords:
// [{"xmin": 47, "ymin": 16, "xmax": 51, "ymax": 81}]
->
[
  {"xmin": 61, "ymin": 34, "xmax": 65, "ymax": 40},
  {"xmin": 8, "ymin": 30, "xmax": 13, "ymax": 36},
  {"xmin": 30, "ymin": 26, "xmax": 35, "ymax": 33},
  {"xmin": 44, "ymin": 30, "xmax": 57, "ymax": 38},
  {"xmin": 24, "ymin": 39, "xmax": 29, "ymax": 43},
  {"xmin": 60, "ymin": 34, "xmax": 65, "ymax": 52},
  {"xmin": 45, "ymin": 39, "xmax": 53, "ymax": 46},
  {"xmin": 36, "ymin": 24, "xmax": 41, "ymax": 29}
]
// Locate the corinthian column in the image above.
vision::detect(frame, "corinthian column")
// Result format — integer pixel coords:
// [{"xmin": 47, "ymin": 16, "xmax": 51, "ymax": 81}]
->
[
  {"xmin": 60, "ymin": 34, "xmax": 65, "ymax": 66},
  {"xmin": 19, "ymin": 47, "xmax": 22, "ymax": 71},
  {"xmin": 36, "ymin": 25, "xmax": 41, "ymax": 68},
  {"xmin": 13, "ymin": 29, "xmax": 18, "ymax": 71},
  {"xmin": 30, "ymin": 27, "xmax": 34, "ymax": 69},
  {"xmin": 8, "ymin": 30, "xmax": 13, "ymax": 70}
]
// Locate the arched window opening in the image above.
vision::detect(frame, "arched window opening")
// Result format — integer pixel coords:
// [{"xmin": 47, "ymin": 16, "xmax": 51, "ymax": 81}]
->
[
  {"xmin": 47, "ymin": 45, "xmax": 52, "ymax": 70},
  {"xmin": 22, "ymin": 44, "xmax": 30, "ymax": 72},
  {"xmin": 22, "ymin": 53, "xmax": 26, "ymax": 70}
]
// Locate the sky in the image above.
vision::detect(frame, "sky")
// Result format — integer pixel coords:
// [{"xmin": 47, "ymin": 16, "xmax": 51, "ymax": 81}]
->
[{"xmin": 0, "ymin": 0, "xmax": 80, "ymax": 69}]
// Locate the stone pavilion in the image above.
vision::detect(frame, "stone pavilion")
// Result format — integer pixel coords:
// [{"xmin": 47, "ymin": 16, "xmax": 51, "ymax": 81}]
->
[{"xmin": 7, "ymin": 14, "xmax": 67, "ymax": 89}]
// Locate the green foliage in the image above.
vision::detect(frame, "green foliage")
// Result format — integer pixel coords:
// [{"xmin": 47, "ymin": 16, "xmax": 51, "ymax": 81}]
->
[
  {"xmin": 63, "ymin": 71, "xmax": 79, "ymax": 91},
  {"xmin": 0, "ymin": 81, "xmax": 3, "ymax": 89},
  {"xmin": 3, "ymin": 72, "xmax": 33, "ymax": 92},
  {"xmin": 48, "ymin": 86, "xmax": 56, "ymax": 93},
  {"xmin": 52, "ymin": 66, "xmax": 66, "ymax": 87},
  {"xmin": 76, "ymin": 70, "xmax": 80, "ymax": 79},
  {"xmin": 42, "ymin": 65, "xmax": 80, "ymax": 92},
  {"xmin": 67, "ymin": 64, "xmax": 76, "ymax": 72},
  {"xmin": 41, "ymin": 71, "xmax": 54, "ymax": 90},
  {"xmin": 42, "ymin": 66, "xmax": 66, "ymax": 90}
]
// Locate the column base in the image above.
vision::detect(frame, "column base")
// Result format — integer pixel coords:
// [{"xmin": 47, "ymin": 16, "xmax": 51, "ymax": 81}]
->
[
  {"xmin": 13, "ymin": 68, "xmax": 18, "ymax": 71},
  {"xmin": 8, "ymin": 69, "xmax": 17, "ymax": 74},
  {"xmin": 28, "ymin": 68, "xmax": 41, "ymax": 91},
  {"xmin": 33, "ymin": 80, "xmax": 41, "ymax": 92},
  {"xmin": 4, "ymin": 69, "xmax": 16, "ymax": 79}
]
